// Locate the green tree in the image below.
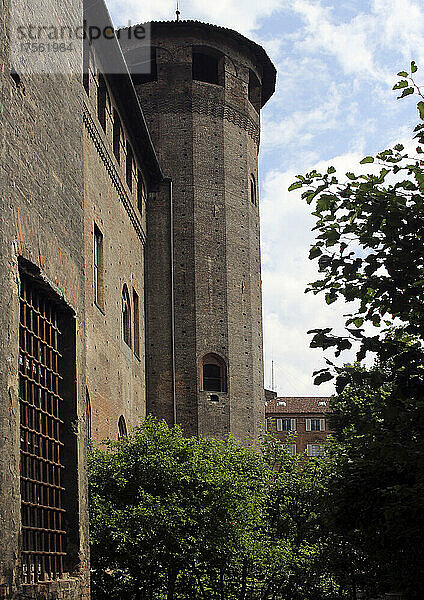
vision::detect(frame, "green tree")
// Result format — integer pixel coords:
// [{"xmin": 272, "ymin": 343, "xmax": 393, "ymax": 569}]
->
[
  {"xmin": 291, "ymin": 62, "xmax": 424, "ymax": 598},
  {"xmin": 89, "ymin": 418, "xmax": 368, "ymax": 600},
  {"xmin": 88, "ymin": 416, "xmax": 270, "ymax": 600}
]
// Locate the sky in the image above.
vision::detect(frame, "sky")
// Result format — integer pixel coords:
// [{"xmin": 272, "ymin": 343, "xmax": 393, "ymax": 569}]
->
[{"xmin": 108, "ymin": 0, "xmax": 424, "ymax": 396}]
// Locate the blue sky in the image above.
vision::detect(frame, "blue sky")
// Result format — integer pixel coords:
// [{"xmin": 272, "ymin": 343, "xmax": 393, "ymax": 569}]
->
[{"xmin": 108, "ymin": 0, "xmax": 424, "ymax": 396}]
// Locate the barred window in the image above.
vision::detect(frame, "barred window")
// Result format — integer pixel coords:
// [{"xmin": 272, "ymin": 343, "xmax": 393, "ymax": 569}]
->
[{"xmin": 19, "ymin": 268, "xmax": 79, "ymax": 583}]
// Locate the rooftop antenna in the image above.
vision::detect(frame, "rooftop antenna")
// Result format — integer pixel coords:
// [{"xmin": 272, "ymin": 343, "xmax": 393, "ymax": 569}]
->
[{"xmin": 176, "ymin": 0, "xmax": 181, "ymax": 21}]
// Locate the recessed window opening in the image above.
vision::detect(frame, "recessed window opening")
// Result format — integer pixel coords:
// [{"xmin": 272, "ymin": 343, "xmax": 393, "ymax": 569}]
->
[
  {"xmin": 118, "ymin": 415, "xmax": 128, "ymax": 439},
  {"xmin": 86, "ymin": 388, "xmax": 92, "ymax": 440},
  {"xmin": 113, "ymin": 109, "xmax": 121, "ymax": 163},
  {"xmin": 122, "ymin": 285, "xmax": 131, "ymax": 347},
  {"xmin": 94, "ymin": 224, "xmax": 104, "ymax": 309},
  {"xmin": 126, "ymin": 143, "xmax": 133, "ymax": 191},
  {"xmin": 133, "ymin": 288, "xmax": 140, "ymax": 358},
  {"xmin": 201, "ymin": 353, "xmax": 227, "ymax": 392},
  {"xmin": 130, "ymin": 47, "xmax": 158, "ymax": 85},
  {"xmin": 250, "ymin": 174, "xmax": 257, "ymax": 206},
  {"xmin": 137, "ymin": 171, "xmax": 146, "ymax": 214},
  {"xmin": 97, "ymin": 74, "xmax": 107, "ymax": 131},
  {"xmin": 192, "ymin": 47, "xmax": 223, "ymax": 85},
  {"xmin": 248, "ymin": 69, "xmax": 261, "ymax": 112},
  {"xmin": 19, "ymin": 268, "xmax": 79, "ymax": 583}
]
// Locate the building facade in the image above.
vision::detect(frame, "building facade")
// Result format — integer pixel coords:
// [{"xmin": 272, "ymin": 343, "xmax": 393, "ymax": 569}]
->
[
  {"xmin": 0, "ymin": 3, "xmax": 275, "ymax": 597},
  {"xmin": 0, "ymin": 0, "xmax": 89, "ymax": 596},
  {"xmin": 120, "ymin": 20, "xmax": 276, "ymax": 440},
  {"xmin": 265, "ymin": 397, "xmax": 332, "ymax": 456}
]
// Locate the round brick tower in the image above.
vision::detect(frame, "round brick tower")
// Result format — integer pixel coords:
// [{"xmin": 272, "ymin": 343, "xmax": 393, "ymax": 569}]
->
[{"xmin": 120, "ymin": 20, "xmax": 276, "ymax": 440}]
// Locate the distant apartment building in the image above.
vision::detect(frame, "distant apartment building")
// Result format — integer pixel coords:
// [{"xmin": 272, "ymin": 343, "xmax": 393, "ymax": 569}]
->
[{"xmin": 265, "ymin": 395, "xmax": 332, "ymax": 457}]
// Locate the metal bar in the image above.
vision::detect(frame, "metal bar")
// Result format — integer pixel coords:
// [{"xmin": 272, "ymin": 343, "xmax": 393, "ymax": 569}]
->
[{"xmin": 19, "ymin": 277, "xmax": 66, "ymax": 583}]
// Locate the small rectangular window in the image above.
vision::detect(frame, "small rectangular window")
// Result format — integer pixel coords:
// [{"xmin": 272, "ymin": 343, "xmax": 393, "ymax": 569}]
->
[
  {"xmin": 277, "ymin": 418, "xmax": 294, "ymax": 431},
  {"xmin": 94, "ymin": 224, "xmax": 104, "ymax": 309},
  {"xmin": 113, "ymin": 109, "xmax": 121, "ymax": 164},
  {"xmin": 133, "ymin": 288, "xmax": 140, "ymax": 358},
  {"xmin": 310, "ymin": 418, "xmax": 323, "ymax": 431},
  {"xmin": 126, "ymin": 143, "xmax": 133, "ymax": 191},
  {"xmin": 307, "ymin": 444, "xmax": 322, "ymax": 457},
  {"xmin": 283, "ymin": 443, "xmax": 296, "ymax": 456}
]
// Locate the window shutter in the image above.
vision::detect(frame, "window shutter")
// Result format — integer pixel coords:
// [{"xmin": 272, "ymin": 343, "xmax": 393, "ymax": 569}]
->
[
  {"xmin": 276, "ymin": 418, "xmax": 282, "ymax": 432},
  {"xmin": 306, "ymin": 418, "xmax": 311, "ymax": 431},
  {"xmin": 320, "ymin": 418, "xmax": 325, "ymax": 431},
  {"xmin": 291, "ymin": 418, "xmax": 296, "ymax": 431}
]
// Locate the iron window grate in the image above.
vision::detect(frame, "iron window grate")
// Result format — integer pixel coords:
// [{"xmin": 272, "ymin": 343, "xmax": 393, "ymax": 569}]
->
[{"xmin": 19, "ymin": 276, "xmax": 66, "ymax": 584}]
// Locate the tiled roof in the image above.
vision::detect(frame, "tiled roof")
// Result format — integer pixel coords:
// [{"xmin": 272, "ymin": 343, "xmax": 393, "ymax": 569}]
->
[{"xmin": 266, "ymin": 397, "xmax": 331, "ymax": 415}]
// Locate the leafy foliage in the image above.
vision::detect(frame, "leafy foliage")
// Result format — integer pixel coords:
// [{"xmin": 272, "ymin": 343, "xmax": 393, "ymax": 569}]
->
[
  {"xmin": 290, "ymin": 62, "xmax": 424, "ymax": 598},
  {"xmin": 89, "ymin": 418, "xmax": 365, "ymax": 600}
]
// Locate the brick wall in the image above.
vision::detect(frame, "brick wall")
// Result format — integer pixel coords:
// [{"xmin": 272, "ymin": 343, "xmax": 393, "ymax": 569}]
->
[{"xmin": 0, "ymin": 0, "xmax": 89, "ymax": 596}]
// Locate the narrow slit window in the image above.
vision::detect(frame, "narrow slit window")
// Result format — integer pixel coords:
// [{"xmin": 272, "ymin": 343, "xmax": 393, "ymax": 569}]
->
[
  {"xmin": 94, "ymin": 224, "xmax": 104, "ymax": 309},
  {"xmin": 250, "ymin": 175, "xmax": 257, "ymax": 206},
  {"xmin": 126, "ymin": 143, "xmax": 133, "ymax": 192},
  {"xmin": 122, "ymin": 285, "xmax": 131, "ymax": 347},
  {"xmin": 133, "ymin": 288, "xmax": 140, "ymax": 358},
  {"xmin": 113, "ymin": 109, "xmax": 121, "ymax": 164},
  {"xmin": 97, "ymin": 74, "xmax": 107, "ymax": 132},
  {"xmin": 137, "ymin": 171, "xmax": 146, "ymax": 215}
]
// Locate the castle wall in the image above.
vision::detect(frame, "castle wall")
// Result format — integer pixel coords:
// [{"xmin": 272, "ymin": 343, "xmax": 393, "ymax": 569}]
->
[
  {"xmin": 0, "ymin": 0, "xmax": 89, "ymax": 597},
  {"xmin": 83, "ymin": 62, "xmax": 148, "ymax": 443}
]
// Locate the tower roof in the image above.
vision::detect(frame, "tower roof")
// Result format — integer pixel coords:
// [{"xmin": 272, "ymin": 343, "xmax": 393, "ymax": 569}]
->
[{"xmin": 121, "ymin": 20, "xmax": 277, "ymax": 107}]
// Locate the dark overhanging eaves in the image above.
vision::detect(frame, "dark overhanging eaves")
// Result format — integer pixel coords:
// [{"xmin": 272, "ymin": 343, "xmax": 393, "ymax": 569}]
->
[{"xmin": 84, "ymin": 0, "xmax": 163, "ymax": 185}]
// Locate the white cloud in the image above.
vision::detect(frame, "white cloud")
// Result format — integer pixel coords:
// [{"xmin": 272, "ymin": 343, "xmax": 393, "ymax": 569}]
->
[{"xmin": 261, "ymin": 151, "xmax": 384, "ymax": 396}]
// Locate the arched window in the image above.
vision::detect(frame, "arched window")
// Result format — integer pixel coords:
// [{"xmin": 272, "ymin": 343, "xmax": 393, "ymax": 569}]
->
[
  {"xmin": 118, "ymin": 415, "xmax": 128, "ymax": 439},
  {"xmin": 250, "ymin": 174, "xmax": 257, "ymax": 206},
  {"xmin": 201, "ymin": 354, "xmax": 227, "ymax": 392},
  {"xmin": 122, "ymin": 285, "xmax": 131, "ymax": 347}
]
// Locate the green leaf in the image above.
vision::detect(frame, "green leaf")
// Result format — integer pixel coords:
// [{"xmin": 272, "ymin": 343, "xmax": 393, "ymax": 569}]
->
[
  {"xmin": 327, "ymin": 166, "xmax": 336, "ymax": 174},
  {"xmin": 288, "ymin": 182, "xmax": 302, "ymax": 191},
  {"xmin": 393, "ymin": 80, "xmax": 408, "ymax": 90},
  {"xmin": 418, "ymin": 101, "xmax": 424, "ymax": 120},
  {"xmin": 397, "ymin": 71, "xmax": 408, "ymax": 77},
  {"xmin": 360, "ymin": 156, "xmax": 374, "ymax": 164},
  {"xmin": 353, "ymin": 317, "xmax": 364, "ymax": 328},
  {"xmin": 346, "ymin": 172, "xmax": 357, "ymax": 180},
  {"xmin": 398, "ymin": 87, "xmax": 414, "ymax": 98},
  {"xmin": 411, "ymin": 60, "xmax": 417, "ymax": 73},
  {"xmin": 314, "ymin": 371, "xmax": 333, "ymax": 385},
  {"xmin": 309, "ymin": 246, "xmax": 322, "ymax": 260}
]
